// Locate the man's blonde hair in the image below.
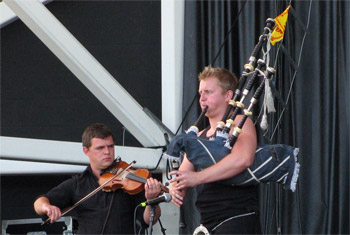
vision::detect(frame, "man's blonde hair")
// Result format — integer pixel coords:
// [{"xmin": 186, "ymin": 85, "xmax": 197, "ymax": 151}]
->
[{"xmin": 198, "ymin": 66, "xmax": 238, "ymax": 94}]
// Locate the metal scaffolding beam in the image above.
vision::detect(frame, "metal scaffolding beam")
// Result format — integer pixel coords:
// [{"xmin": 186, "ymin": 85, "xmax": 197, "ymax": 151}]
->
[
  {"xmin": 0, "ymin": 136, "xmax": 165, "ymax": 174},
  {"xmin": 3, "ymin": 0, "xmax": 169, "ymax": 148}
]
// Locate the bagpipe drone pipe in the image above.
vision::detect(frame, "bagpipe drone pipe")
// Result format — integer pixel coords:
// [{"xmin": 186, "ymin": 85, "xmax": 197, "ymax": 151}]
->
[{"xmin": 164, "ymin": 18, "xmax": 300, "ymax": 192}]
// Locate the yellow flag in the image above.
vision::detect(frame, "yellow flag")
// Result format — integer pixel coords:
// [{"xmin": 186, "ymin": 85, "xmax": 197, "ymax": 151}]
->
[{"xmin": 270, "ymin": 5, "xmax": 291, "ymax": 45}]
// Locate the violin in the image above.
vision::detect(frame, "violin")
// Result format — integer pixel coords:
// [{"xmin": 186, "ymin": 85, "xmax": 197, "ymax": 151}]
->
[
  {"xmin": 99, "ymin": 160, "xmax": 169, "ymax": 194},
  {"xmin": 42, "ymin": 159, "xmax": 168, "ymax": 225}
]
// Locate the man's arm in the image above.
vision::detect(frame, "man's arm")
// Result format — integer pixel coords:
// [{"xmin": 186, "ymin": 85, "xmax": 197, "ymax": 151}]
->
[
  {"xmin": 170, "ymin": 116, "xmax": 257, "ymax": 189},
  {"xmin": 34, "ymin": 196, "xmax": 62, "ymax": 223},
  {"xmin": 142, "ymin": 178, "xmax": 162, "ymax": 224}
]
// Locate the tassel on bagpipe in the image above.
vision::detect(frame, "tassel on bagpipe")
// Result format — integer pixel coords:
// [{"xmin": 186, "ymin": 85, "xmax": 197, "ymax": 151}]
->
[
  {"xmin": 164, "ymin": 18, "xmax": 300, "ymax": 192},
  {"xmin": 215, "ymin": 18, "xmax": 275, "ymax": 134}
]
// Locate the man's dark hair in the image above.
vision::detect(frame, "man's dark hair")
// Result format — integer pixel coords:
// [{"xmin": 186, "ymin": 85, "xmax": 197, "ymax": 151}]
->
[{"xmin": 82, "ymin": 123, "xmax": 114, "ymax": 148}]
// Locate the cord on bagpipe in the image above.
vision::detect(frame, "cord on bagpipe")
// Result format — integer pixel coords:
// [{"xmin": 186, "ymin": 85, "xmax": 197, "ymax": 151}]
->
[
  {"xmin": 163, "ymin": 17, "xmax": 300, "ymax": 192},
  {"xmin": 215, "ymin": 18, "xmax": 275, "ymax": 134}
]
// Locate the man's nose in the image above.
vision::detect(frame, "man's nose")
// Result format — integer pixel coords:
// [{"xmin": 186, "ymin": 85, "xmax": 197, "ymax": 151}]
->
[{"xmin": 103, "ymin": 146, "xmax": 110, "ymax": 154}]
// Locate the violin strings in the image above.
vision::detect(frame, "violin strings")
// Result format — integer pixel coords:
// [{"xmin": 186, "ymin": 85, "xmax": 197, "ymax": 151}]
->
[{"xmin": 126, "ymin": 172, "xmax": 147, "ymax": 183}]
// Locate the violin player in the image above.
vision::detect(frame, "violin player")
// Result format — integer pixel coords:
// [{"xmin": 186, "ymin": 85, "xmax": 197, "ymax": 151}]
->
[
  {"xmin": 169, "ymin": 66, "xmax": 261, "ymax": 234},
  {"xmin": 33, "ymin": 123, "xmax": 162, "ymax": 234}
]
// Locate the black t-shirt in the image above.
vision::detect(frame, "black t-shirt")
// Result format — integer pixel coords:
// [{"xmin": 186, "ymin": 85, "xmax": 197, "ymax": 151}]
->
[
  {"xmin": 195, "ymin": 128, "xmax": 259, "ymax": 230},
  {"xmin": 43, "ymin": 165, "xmax": 147, "ymax": 234}
]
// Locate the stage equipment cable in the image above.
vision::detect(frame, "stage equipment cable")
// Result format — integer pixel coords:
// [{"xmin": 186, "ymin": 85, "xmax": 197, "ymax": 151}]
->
[{"xmin": 174, "ymin": 0, "xmax": 248, "ymax": 135}]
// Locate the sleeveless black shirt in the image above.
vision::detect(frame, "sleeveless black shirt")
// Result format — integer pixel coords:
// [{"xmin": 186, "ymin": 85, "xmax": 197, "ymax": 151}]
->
[{"xmin": 195, "ymin": 128, "xmax": 259, "ymax": 230}]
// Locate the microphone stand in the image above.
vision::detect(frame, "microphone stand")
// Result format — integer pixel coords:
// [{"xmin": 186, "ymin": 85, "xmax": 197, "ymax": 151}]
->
[
  {"xmin": 158, "ymin": 218, "xmax": 167, "ymax": 235},
  {"xmin": 148, "ymin": 205, "xmax": 156, "ymax": 235}
]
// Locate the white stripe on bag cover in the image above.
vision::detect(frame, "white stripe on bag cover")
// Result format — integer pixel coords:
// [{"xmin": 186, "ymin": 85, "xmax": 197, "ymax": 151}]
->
[
  {"xmin": 277, "ymin": 172, "xmax": 288, "ymax": 182},
  {"xmin": 258, "ymin": 155, "xmax": 290, "ymax": 181},
  {"xmin": 238, "ymin": 155, "xmax": 290, "ymax": 185},
  {"xmin": 248, "ymin": 168, "xmax": 260, "ymax": 183},
  {"xmin": 197, "ymin": 139, "xmax": 217, "ymax": 164},
  {"xmin": 237, "ymin": 157, "xmax": 273, "ymax": 185},
  {"xmin": 252, "ymin": 156, "xmax": 273, "ymax": 173}
]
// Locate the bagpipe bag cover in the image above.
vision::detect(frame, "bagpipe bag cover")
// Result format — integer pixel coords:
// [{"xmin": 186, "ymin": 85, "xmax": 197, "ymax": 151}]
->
[{"xmin": 165, "ymin": 131, "xmax": 300, "ymax": 192}]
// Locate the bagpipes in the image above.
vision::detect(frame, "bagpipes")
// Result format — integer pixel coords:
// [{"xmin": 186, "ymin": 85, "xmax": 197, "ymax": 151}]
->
[{"xmin": 164, "ymin": 18, "xmax": 300, "ymax": 192}]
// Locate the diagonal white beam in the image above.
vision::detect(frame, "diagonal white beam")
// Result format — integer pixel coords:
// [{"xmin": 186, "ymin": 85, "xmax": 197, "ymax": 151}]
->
[
  {"xmin": 3, "ymin": 0, "xmax": 169, "ymax": 147},
  {"xmin": 0, "ymin": 0, "xmax": 52, "ymax": 28}
]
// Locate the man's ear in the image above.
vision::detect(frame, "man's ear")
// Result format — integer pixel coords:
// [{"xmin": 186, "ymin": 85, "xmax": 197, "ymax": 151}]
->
[
  {"xmin": 225, "ymin": 90, "xmax": 234, "ymax": 101},
  {"xmin": 83, "ymin": 146, "xmax": 89, "ymax": 156}
]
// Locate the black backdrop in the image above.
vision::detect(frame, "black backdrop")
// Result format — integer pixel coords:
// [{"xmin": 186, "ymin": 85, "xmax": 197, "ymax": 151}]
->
[{"xmin": 182, "ymin": 0, "xmax": 349, "ymax": 234}]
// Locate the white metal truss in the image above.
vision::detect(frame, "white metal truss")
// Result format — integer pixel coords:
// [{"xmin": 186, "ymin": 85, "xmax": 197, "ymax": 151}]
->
[
  {"xmin": 3, "ymin": 0, "xmax": 170, "ymax": 148},
  {"xmin": 0, "ymin": 0, "xmax": 185, "ymax": 173},
  {"xmin": 0, "ymin": 136, "xmax": 165, "ymax": 174},
  {"xmin": 0, "ymin": 0, "xmax": 52, "ymax": 27}
]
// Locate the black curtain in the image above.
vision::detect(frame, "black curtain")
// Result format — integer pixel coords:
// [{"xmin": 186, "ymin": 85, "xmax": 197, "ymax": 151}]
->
[{"xmin": 182, "ymin": 0, "xmax": 349, "ymax": 234}]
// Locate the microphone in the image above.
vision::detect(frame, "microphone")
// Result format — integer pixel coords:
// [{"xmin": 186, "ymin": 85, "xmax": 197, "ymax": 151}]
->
[{"xmin": 140, "ymin": 193, "xmax": 172, "ymax": 207}]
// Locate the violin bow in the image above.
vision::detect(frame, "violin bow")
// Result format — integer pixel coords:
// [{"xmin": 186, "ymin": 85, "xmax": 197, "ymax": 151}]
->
[{"xmin": 41, "ymin": 161, "xmax": 136, "ymax": 225}]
